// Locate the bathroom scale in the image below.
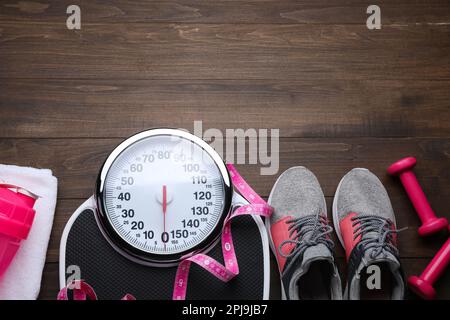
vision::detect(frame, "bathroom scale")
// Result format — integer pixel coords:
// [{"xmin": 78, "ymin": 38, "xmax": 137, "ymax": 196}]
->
[{"xmin": 59, "ymin": 129, "xmax": 270, "ymax": 300}]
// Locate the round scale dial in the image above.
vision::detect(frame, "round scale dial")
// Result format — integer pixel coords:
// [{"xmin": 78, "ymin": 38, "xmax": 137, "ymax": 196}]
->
[{"xmin": 95, "ymin": 129, "xmax": 232, "ymax": 266}]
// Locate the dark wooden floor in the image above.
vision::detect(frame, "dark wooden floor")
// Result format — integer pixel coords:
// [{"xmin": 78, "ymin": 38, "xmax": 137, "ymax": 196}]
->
[{"xmin": 0, "ymin": 1, "xmax": 449, "ymax": 300}]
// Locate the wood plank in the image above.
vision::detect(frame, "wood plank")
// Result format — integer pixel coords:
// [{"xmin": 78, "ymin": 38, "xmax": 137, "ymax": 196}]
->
[
  {"xmin": 0, "ymin": 138, "xmax": 448, "ymax": 199},
  {"xmin": 39, "ymin": 256, "xmax": 450, "ymax": 299},
  {"xmin": 1, "ymin": 79, "xmax": 449, "ymax": 138},
  {"xmin": 1, "ymin": 23, "xmax": 449, "ymax": 80},
  {"xmin": 1, "ymin": 1, "xmax": 449, "ymax": 24}
]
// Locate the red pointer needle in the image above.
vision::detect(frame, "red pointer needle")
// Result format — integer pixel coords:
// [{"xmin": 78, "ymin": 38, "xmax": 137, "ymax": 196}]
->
[
  {"xmin": 162, "ymin": 185, "xmax": 167, "ymax": 250},
  {"xmin": 163, "ymin": 185, "xmax": 167, "ymax": 215}
]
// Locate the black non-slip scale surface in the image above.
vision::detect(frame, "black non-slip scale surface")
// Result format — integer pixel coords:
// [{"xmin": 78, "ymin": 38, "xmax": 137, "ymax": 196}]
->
[{"xmin": 61, "ymin": 208, "xmax": 268, "ymax": 300}]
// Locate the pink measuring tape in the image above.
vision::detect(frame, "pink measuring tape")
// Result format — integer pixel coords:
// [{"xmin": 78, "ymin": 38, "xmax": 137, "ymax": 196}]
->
[
  {"xmin": 58, "ymin": 164, "xmax": 272, "ymax": 300},
  {"xmin": 172, "ymin": 164, "xmax": 273, "ymax": 300}
]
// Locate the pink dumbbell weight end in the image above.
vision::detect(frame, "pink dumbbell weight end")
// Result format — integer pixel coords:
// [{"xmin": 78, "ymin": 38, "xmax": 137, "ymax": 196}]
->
[
  {"xmin": 388, "ymin": 157, "xmax": 448, "ymax": 236},
  {"xmin": 408, "ymin": 226, "xmax": 450, "ymax": 300}
]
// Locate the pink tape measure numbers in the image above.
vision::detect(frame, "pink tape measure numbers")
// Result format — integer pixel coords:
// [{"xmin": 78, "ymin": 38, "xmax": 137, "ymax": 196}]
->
[{"xmin": 173, "ymin": 164, "xmax": 273, "ymax": 300}]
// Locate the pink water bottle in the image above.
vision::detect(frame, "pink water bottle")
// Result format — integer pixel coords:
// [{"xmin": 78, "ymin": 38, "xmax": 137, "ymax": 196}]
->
[{"xmin": 0, "ymin": 184, "xmax": 37, "ymax": 279}]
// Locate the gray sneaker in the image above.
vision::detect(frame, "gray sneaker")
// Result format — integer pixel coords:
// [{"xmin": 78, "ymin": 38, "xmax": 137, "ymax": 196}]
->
[
  {"xmin": 266, "ymin": 167, "xmax": 342, "ymax": 300},
  {"xmin": 332, "ymin": 168, "xmax": 405, "ymax": 300}
]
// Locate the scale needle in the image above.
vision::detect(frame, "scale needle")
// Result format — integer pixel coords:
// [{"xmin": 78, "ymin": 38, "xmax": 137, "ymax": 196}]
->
[
  {"xmin": 163, "ymin": 185, "xmax": 167, "ymax": 215},
  {"xmin": 162, "ymin": 185, "xmax": 167, "ymax": 251}
]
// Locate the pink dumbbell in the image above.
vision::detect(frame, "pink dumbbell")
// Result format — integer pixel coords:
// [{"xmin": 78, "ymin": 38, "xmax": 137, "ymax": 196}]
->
[
  {"xmin": 408, "ymin": 225, "xmax": 450, "ymax": 300},
  {"xmin": 388, "ymin": 157, "xmax": 448, "ymax": 236}
]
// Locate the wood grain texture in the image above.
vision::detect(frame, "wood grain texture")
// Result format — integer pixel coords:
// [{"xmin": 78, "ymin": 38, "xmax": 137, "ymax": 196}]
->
[
  {"xmin": 1, "ymin": 1, "xmax": 450, "ymax": 24},
  {"xmin": 1, "ymin": 79, "xmax": 450, "ymax": 138},
  {"xmin": 1, "ymin": 23, "xmax": 449, "ymax": 80}
]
